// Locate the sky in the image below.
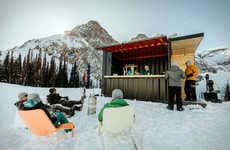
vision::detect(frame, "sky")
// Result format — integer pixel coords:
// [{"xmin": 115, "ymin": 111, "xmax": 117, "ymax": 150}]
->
[{"xmin": 0, "ymin": 0, "xmax": 229, "ymax": 52}]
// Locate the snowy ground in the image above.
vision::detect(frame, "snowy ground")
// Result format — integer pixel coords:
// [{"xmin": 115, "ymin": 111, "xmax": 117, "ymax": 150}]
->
[{"xmin": 0, "ymin": 83, "xmax": 230, "ymax": 150}]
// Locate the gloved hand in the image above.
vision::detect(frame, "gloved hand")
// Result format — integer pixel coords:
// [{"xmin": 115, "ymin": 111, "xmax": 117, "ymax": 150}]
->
[
  {"xmin": 51, "ymin": 114, "xmax": 57, "ymax": 122},
  {"xmin": 186, "ymin": 73, "xmax": 193, "ymax": 78}
]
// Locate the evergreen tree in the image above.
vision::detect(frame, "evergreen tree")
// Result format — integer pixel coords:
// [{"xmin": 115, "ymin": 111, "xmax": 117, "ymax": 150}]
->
[
  {"xmin": 55, "ymin": 58, "xmax": 63, "ymax": 87},
  {"xmin": 24, "ymin": 49, "xmax": 31, "ymax": 85},
  {"xmin": 62, "ymin": 57, "xmax": 68, "ymax": 87},
  {"xmin": 16, "ymin": 53, "xmax": 23, "ymax": 84},
  {"xmin": 225, "ymin": 81, "xmax": 230, "ymax": 101},
  {"xmin": 45, "ymin": 62, "xmax": 50, "ymax": 87},
  {"xmin": 0, "ymin": 62, "xmax": 5, "ymax": 81},
  {"xmin": 49, "ymin": 56, "xmax": 56, "ymax": 87},
  {"xmin": 37, "ymin": 49, "xmax": 42, "ymax": 86},
  {"xmin": 41, "ymin": 53, "xmax": 47, "ymax": 86},
  {"xmin": 86, "ymin": 64, "xmax": 90, "ymax": 88},
  {"xmin": 22, "ymin": 56, "xmax": 27, "ymax": 85},
  {"xmin": 3, "ymin": 52, "xmax": 10, "ymax": 82},
  {"xmin": 9, "ymin": 51, "xmax": 14, "ymax": 83},
  {"xmin": 69, "ymin": 62, "xmax": 79, "ymax": 87},
  {"xmin": 27, "ymin": 62, "xmax": 34, "ymax": 86}
]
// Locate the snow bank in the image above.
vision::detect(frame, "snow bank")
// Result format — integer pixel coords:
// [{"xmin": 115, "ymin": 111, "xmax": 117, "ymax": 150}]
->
[{"xmin": 0, "ymin": 83, "xmax": 230, "ymax": 150}]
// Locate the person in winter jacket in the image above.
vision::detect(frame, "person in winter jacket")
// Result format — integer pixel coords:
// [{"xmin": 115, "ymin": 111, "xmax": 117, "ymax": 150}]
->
[
  {"xmin": 184, "ymin": 60, "xmax": 199, "ymax": 101},
  {"xmin": 47, "ymin": 88, "xmax": 83, "ymax": 111},
  {"xmin": 165, "ymin": 63, "xmax": 185, "ymax": 111},
  {"xmin": 98, "ymin": 89, "xmax": 129, "ymax": 122},
  {"xmin": 142, "ymin": 65, "xmax": 151, "ymax": 75},
  {"xmin": 15, "ymin": 93, "xmax": 72, "ymax": 133},
  {"xmin": 15, "ymin": 92, "xmax": 75, "ymax": 117},
  {"xmin": 14, "ymin": 92, "xmax": 28, "ymax": 109}
]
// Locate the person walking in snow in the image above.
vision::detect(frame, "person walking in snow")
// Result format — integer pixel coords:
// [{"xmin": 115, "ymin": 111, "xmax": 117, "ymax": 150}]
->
[
  {"xmin": 184, "ymin": 60, "xmax": 199, "ymax": 101},
  {"xmin": 165, "ymin": 63, "xmax": 185, "ymax": 111},
  {"xmin": 15, "ymin": 93, "xmax": 72, "ymax": 133},
  {"xmin": 47, "ymin": 88, "xmax": 83, "ymax": 111},
  {"xmin": 98, "ymin": 89, "xmax": 129, "ymax": 122}
]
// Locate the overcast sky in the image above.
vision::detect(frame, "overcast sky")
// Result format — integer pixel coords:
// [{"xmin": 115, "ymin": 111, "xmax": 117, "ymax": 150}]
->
[{"xmin": 1, "ymin": 0, "xmax": 229, "ymax": 52}]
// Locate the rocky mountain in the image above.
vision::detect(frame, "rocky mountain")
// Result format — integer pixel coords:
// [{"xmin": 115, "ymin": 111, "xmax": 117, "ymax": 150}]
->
[
  {"xmin": 130, "ymin": 34, "xmax": 148, "ymax": 41},
  {"xmin": 195, "ymin": 47, "xmax": 230, "ymax": 99},
  {"xmin": 72, "ymin": 20, "xmax": 117, "ymax": 48},
  {"xmin": 196, "ymin": 47, "xmax": 230, "ymax": 73},
  {"xmin": 0, "ymin": 20, "xmax": 118, "ymax": 80}
]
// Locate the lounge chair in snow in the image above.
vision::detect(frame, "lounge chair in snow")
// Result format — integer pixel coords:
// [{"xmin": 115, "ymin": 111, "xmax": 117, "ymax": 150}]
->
[
  {"xmin": 18, "ymin": 109, "xmax": 75, "ymax": 136},
  {"xmin": 98, "ymin": 106, "xmax": 138, "ymax": 150}
]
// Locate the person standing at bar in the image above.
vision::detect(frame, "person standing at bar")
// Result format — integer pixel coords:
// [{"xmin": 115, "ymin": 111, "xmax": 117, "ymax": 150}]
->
[
  {"xmin": 142, "ymin": 65, "xmax": 151, "ymax": 75},
  {"xmin": 184, "ymin": 60, "xmax": 199, "ymax": 101},
  {"xmin": 165, "ymin": 63, "xmax": 185, "ymax": 111}
]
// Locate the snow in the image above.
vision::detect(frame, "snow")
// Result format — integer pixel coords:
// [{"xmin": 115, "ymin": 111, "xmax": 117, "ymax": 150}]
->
[
  {"xmin": 197, "ymin": 71, "xmax": 230, "ymax": 100},
  {"xmin": 196, "ymin": 47, "xmax": 230, "ymax": 72},
  {"xmin": 0, "ymin": 82, "xmax": 230, "ymax": 150}
]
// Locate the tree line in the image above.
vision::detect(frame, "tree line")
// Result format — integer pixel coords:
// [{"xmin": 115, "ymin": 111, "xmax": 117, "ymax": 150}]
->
[{"xmin": 0, "ymin": 49, "xmax": 91, "ymax": 88}]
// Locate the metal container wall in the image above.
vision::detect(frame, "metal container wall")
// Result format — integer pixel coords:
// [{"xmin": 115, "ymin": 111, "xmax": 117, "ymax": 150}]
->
[{"xmin": 103, "ymin": 75, "xmax": 168, "ymax": 102}]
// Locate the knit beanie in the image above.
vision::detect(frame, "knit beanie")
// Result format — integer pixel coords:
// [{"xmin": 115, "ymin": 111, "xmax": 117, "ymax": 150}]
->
[
  {"xmin": 185, "ymin": 60, "xmax": 193, "ymax": 65},
  {"xmin": 112, "ymin": 89, "xmax": 124, "ymax": 99},
  {"xmin": 171, "ymin": 62, "xmax": 179, "ymax": 67},
  {"xmin": 18, "ymin": 92, "xmax": 28, "ymax": 99},
  {"xmin": 28, "ymin": 93, "xmax": 41, "ymax": 102}
]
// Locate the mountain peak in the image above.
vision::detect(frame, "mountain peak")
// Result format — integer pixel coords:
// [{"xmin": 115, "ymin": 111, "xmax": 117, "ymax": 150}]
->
[
  {"xmin": 71, "ymin": 20, "xmax": 118, "ymax": 47},
  {"xmin": 130, "ymin": 34, "xmax": 148, "ymax": 41},
  {"xmin": 86, "ymin": 20, "xmax": 101, "ymax": 27}
]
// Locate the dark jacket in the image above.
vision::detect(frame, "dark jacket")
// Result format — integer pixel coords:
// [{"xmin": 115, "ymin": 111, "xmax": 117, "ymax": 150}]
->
[
  {"xmin": 47, "ymin": 93, "xmax": 62, "ymax": 105},
  {"xmin": 15, "ymin": 100, "xmax": 56, "ymax": 123}
]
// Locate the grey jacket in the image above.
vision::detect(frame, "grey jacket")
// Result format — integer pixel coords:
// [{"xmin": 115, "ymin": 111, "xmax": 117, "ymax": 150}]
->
[{"xmin": 165, "ymin": 65, "xmax": 185, "ymax": 87}]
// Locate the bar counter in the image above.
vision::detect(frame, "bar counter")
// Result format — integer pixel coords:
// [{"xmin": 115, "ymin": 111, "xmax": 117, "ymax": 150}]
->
[{"xmin": 102, "ymin": 75, "xmax": 168, "ymax": 102}]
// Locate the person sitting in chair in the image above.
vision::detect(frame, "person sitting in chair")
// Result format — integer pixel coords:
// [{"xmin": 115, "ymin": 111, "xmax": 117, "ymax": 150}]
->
[
  {"xmin": 98, "ymin": 89, "xmax": 129, "ymax": 122},
  {"xmin": 47, "ymin": 88, "xmax": 83, "ymax": 111},
  {"xmin": 15, "ymin": 92, "xmax": 75, "ymax": 117},
  {"xmin": 15, "ymin": 93, "xmax": 72, "ymax": 133}
]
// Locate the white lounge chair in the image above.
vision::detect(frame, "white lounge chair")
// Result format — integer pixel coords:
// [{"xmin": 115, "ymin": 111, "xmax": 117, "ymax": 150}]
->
[{"xmin": 98, "ymin": 106, "xmax": 138, "ymax": 150}]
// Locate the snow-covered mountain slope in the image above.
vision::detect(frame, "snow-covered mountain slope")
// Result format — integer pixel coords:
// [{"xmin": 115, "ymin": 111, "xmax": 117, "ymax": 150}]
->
[
  {"xmin": 195, "ymin": 47, "xmax": 230, "ymax": 99},
  {"xmin": 1, "ymin": 83, "xmax": 230, "ymax": 150},
  {"xmin": 0, "ymin": 20, "xmax": 118, "ymax": 79},
  {"xmin": 196, "ymin": 47, "xmax": 230, "ymax": 73},
  {"xmin": 72, "ymin": 20, "xmax": 117, "ymax": 48}
]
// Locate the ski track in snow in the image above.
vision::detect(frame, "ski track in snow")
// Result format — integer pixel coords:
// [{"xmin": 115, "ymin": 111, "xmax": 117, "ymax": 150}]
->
[{"xmin": 0, "ymin": 83, "xmax": 230, "ymax": 150}]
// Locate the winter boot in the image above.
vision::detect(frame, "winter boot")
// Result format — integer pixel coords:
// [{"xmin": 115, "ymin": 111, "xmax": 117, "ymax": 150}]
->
[
  {"xmin": 177, "ymin": 107, "xmax": 184, "ymax": 111},
  {"xmin": 72, "ymin": 105, "xmax": 82, "ymax": 111},
  {"xmin": 66, "ymin": 108, "xmax": 75, "ymax": 118},
  {"xmin": 166, "ymin": 105, "xmax": 174, "ymax": 110}
]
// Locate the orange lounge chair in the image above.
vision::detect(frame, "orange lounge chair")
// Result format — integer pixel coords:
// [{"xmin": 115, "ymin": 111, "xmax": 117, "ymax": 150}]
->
[{"xmin": 18, "ymin": 109, "xmax": 75, "ymax": 137}]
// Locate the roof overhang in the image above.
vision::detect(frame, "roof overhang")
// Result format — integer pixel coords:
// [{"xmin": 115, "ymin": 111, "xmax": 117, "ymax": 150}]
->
[
  {"xmin": 97, "ymin": 36, "xmax": 168, "ymax": 61},
  {"xmin": 169, "ymin": 33, "xmax": 204, "ymax": 55}
]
